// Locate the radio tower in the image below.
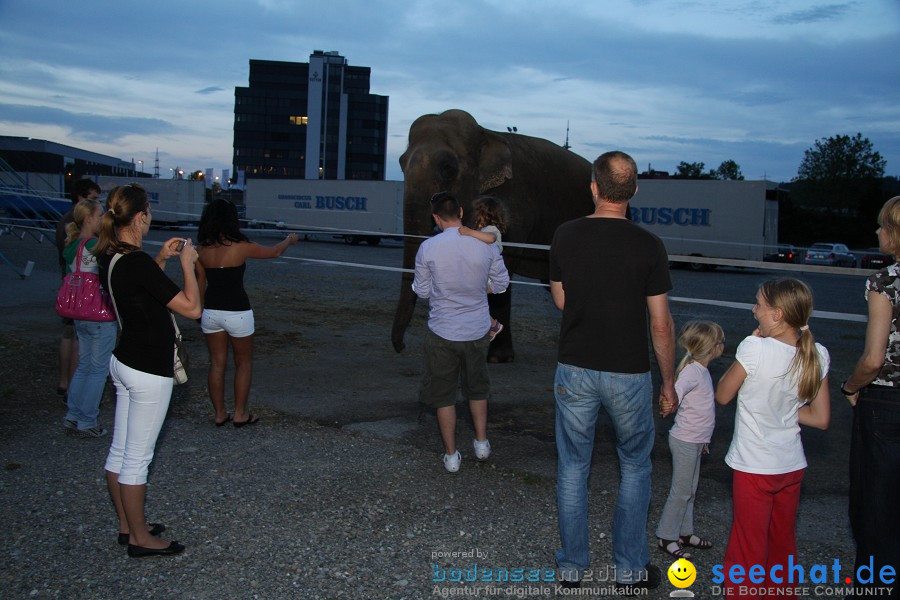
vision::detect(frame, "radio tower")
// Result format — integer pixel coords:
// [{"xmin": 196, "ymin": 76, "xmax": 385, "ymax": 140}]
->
[
  {"xmin": 154, "ymin": 148, "xmax": 160, "ymax": 178},
  {"xmin": 563, "ymin": 121, "xmax": 571, "ymax": 150}
]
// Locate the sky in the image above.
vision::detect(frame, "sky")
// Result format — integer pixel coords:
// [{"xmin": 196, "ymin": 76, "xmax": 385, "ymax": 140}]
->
[{"xmin": 0, "ymin": 0, "xmax": 898, "ymax": 184}]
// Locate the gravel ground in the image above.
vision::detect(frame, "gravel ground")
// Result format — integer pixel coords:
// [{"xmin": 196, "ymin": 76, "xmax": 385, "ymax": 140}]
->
[{"xmin": 0, "ymin": 228, "xmax": 861, "ymax": 599}]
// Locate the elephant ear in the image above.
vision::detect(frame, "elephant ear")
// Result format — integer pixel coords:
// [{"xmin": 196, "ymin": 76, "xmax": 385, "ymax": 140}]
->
[
  {"xmin": 478, "ymin": 130, "xmax": 512, "ymax": 193},
  {"xmin": 399, "ymin": 148, "xmax": 411, "ymax": 174}
]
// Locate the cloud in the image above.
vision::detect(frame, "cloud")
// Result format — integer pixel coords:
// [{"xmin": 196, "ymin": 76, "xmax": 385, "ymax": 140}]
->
[
  {"xmin": 0, "ymin": 0, "xmax": 898, "ymax": 182},
  {"xmin": 771, "ymin": 2, "xmax": 855, "ymax": 25},
  {"xmin": 0, "ymin": 103, "xmax": 175, "ymax": 143}
]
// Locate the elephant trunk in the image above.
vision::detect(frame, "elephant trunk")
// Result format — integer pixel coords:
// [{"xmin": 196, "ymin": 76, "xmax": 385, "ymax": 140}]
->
[{"xmin": 391, "ymin": 238, "xmax": 421, "ymax": 352}]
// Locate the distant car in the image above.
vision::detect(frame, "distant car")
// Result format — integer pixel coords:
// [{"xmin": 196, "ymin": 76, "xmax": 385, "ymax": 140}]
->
[
  {"xmin": 803, "ymin": 243, "xmax": 856, "ymax": 267},
  {"xmin": 764, "ymin": 245, "xmax": 802, "ymax": 264},
  {"xmin": 859, "ymin": 248, "xmax": 894, "ymax": 270}
]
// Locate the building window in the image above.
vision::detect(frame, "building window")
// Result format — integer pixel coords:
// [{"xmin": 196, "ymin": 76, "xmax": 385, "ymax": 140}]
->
[{"xmin": 290, "ymin": 116, "xmax": 308, "ymax": 126}]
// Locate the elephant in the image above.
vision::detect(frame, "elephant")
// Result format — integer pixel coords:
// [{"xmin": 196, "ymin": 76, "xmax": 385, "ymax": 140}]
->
[{"xmin": 391, "ymin": 109, "xmax": 594, "ymax": 363}]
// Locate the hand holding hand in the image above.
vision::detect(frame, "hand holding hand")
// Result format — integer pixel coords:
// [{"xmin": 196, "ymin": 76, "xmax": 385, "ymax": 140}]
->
[
  {"xmin": 659, "ymin": 396, "xmax": 673, "ymax": 417},
  {"xmin": 658, "ymin": 382, "xmax": 678, "ymax": 418}
]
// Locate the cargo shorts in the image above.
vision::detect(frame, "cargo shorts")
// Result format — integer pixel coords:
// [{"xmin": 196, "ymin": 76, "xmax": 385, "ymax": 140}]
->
[{"xmin": 419, "ymin": 329, "xmax": 491, "ymax": 408}]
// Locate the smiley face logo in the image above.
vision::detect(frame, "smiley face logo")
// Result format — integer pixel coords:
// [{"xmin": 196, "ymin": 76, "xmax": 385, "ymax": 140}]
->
[{"xmin": 667, "ymin": 558, "xmax": 696, "ymax": 588}]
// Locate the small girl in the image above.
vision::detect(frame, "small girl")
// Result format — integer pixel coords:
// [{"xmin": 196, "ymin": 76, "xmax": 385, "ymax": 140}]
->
[
  {"xmin": 459, "ymin": 196, "xmax": 508, "ymax": 341},
  {"xmin": 715, "ymin": 278, "xmax": 830, "ymax": 596},
  {"xmin": 657, "ymin": 320, "xmax": 724, "ymax": 559}
]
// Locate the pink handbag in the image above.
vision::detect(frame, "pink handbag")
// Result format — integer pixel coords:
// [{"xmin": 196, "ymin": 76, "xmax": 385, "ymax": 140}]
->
[{"xmin": 55, "ymin": 237, "xmax": 116, "ymax": 322}]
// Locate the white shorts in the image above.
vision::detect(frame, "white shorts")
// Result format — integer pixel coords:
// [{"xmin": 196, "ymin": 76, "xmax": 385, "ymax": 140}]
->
[{"xmin": 201, "ymin": 309, "xmax": 255, "ymax": 337}]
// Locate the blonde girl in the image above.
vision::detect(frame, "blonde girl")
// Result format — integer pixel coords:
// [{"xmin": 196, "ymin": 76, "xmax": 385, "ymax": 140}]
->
[
  {"xmin": 459, "ymin": 196, "xmax": 508, "ymax": 341},
  {"xmin": 715, "ymin": 278, "xmax": 830, "ymax": 596},
  {"xmin": 656, "ymin": 320, "xmax": 724, "ymax": 559},
  {"xmin": 61, "ymin": 197, "xmax": 117, "ymax": 437}
]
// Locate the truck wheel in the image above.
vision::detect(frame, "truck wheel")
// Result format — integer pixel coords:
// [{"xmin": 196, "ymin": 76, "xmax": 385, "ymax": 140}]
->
[
  {"xmin": 344, "ymin": 235, "xmax": 364, "ymax": 245},
  {"xmin": 688, "ymin": 254, "xmax": 714, "ymax": 272}
]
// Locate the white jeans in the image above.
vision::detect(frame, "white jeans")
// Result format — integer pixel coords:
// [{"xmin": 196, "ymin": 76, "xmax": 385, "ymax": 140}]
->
[{"xmin": 104, "ymin": 356, "xmax": 173, "ymax": 485}]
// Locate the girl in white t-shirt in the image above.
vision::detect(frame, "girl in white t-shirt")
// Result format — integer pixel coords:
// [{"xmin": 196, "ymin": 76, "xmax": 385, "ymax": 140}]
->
[
  {"xmin": 459, "ymin": 196, "xmax": 508, "ymax": 341},
  {"xmin": 715, "ymin": 278, "xmax": 830, "ymax": 595},
  {"xmin": 657, "ymin": 320, "xmax": 724, "ymax": 559}
]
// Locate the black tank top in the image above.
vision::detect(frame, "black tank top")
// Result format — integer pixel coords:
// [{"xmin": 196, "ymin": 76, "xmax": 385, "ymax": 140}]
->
[{"xmin": 204, "ymin": 264, "xmax": 251, "ymax": 311}]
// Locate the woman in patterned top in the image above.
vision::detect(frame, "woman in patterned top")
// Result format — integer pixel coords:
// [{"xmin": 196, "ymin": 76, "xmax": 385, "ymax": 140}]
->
[{"xmin": 841, "ymin": 195, "xmax": 900, "ymax": 591}]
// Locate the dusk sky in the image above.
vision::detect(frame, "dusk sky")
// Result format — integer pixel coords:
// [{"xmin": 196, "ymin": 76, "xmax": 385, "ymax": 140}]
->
[{"xmin": 1, "ymin": 0, "xmax": 898, "ymax": 183}]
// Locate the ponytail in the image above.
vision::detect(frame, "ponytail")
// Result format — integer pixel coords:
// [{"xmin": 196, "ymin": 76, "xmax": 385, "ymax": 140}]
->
[
  {"xmin": 92, "ymin": 184, "xmax": 148, "ymax": 258},
  {"xmin": 793, "ymin": 327, "xmax": 822, "ymax": 402},
  {"xmin": 760, "ymin": 278, "xmax": 822, "ymax": 402},
  {"xmin": 64, "ymin": 198, "xmax": 102, "ymax": 247},
  {"xmin": 64, "ymin": 221, "xmax": 80, "ymax": 247},
  {"xmin": 674, "ymin": 320, "xmax": 724, "ymax": 381}
]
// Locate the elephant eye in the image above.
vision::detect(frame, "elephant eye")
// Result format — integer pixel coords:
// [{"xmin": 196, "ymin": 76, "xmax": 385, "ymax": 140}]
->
[{"xmin": 438, "ymin": 160, "xmax": 458, "ymax": 184}]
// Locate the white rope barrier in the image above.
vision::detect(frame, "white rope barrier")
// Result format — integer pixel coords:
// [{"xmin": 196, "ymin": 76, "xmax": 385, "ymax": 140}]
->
[{"xmin": 0, "ymin": 222, "xmax": 870, "ymax": 322}]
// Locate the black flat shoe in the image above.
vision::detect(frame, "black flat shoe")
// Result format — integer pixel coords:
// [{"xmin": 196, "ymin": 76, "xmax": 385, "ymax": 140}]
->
[
  {"xmin": 118, "ymin": 523, "xmax": 166, "ymax": 546},
  {"xmin": 127, "ymin": 540, "xmax": 185, "ymax": 558}
]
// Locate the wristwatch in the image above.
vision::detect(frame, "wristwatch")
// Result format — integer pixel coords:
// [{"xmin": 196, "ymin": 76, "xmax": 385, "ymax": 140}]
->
[{"xmin": 840, "ymin": 381, "xmax": 859, "ymax": 396}]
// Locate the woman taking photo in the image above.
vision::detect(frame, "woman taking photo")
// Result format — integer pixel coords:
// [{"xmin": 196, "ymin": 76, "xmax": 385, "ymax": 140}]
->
[
  {"xmin": 95, "ymin": 184, "xmax": 201, "ymax": 557},
  {"xmin": 841, "ymin": 195, "xmax": 900, "ymax": 590},
  {"xmin": 195, "ymin": 198, "xmax": 298, "ymax": 427},
  {"xmin": 61, "ymin": 197, "xmax": 117, "ymax": 437}
]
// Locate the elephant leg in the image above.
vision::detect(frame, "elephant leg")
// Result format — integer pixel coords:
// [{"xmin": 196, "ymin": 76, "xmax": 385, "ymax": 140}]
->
[
  {"xmin": 392, "ymin": 272, "xmax": 417, "ymax": 353},
  {"xmin": 487, "ymin": 286, "xmax": 513, "ymax": 363}
]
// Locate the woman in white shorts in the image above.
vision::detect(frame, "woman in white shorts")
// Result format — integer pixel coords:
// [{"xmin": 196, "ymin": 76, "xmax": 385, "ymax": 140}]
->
[{"xmin": 195, "ymin": 199, "xmax": 299, "ymax": 427}]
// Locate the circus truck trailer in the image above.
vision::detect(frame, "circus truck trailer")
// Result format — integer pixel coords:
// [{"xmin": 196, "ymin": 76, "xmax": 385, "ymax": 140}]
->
[
  {"xmin": 243, "ymin": 179, "xmax": 404, "ymax": 245},
  {"xmin": 90, "ymin": 176, "xmax": 206, "ymax": 227},
  {"xmin": 629, "ymin": 179, "xmax": 777, "ymax": 271}
]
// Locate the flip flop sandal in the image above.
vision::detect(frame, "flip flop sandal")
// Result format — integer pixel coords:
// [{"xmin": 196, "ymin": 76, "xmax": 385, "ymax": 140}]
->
[
  {"xmin": 215, "ymin": 414, "xmax": 233, "ymax": 427},
  {"xmin": 680, "ymin": 534, "xmax": 713, "ymax": 549},
  {"xmin": 233, "ymin": 414, "xmax": 260, "ymax": 428},
  {"xmin": 659, "ymin": 539, "xmax": 693, "ymax": 559}
]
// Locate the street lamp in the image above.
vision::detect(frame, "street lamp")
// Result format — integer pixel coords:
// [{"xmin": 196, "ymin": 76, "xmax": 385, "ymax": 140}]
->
[{"xmin": 137, "ymin": 160, "xmax": 144, "ymax": 174}]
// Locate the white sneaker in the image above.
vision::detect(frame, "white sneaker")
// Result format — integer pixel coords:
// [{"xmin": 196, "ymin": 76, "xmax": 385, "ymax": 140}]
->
[
  {"xmin": 473, "ymin": 439, "xmax": 491, "ymax": 461},
  {"xmin": 443, "ymin": 450, "xmax": 461, "ymax": 473}
]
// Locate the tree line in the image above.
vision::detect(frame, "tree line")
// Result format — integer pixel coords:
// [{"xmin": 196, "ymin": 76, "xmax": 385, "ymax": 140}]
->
[{"xmin": 666, "ymin": 133, "xmax": 895, "ymax": 248}]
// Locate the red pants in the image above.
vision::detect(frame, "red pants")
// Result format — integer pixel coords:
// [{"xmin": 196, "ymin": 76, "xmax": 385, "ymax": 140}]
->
[{"xmin": 723, "ymin": 469, "xmax": 805, "ymax": 599}]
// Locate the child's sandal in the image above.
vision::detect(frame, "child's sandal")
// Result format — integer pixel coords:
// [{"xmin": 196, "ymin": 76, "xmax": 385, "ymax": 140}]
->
[
  {"xmin": 680, "ymin": 534, "xmax": 713, "ymax": 549},
  {"xmin": 658, "ymin": 538, "xmax": 692, "ymax": 559}
]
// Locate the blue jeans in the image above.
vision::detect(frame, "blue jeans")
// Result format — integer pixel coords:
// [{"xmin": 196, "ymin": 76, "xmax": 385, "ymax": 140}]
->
[
  {"xmin": 65, "ymin": 320, "xmax": 117, "ymax": 429},
  {"xmin": 554, "ymin": 363, "xmax": 654, "ymax": 584}
]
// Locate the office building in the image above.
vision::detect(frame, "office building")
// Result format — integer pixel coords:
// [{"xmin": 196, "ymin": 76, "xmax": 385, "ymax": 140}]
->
[{"xmin": 233, "ymin": 50, "xmax": 388, "ymax": 181}]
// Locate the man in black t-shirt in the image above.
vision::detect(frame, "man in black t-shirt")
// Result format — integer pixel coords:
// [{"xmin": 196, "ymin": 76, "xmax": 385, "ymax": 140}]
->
[{"xmin": 549, "ymin": 151, "xmax": 676, "ymax": 591}]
